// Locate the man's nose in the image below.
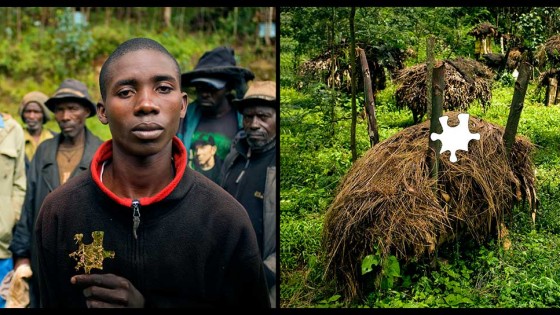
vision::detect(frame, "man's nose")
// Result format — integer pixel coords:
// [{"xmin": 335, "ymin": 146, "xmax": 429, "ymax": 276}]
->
[
  {"xmin": 135, "ymin": 91, "xmax": 159, "ymax": 114},
  {"xmin": 250, "ymin": 117, "xmax": 261, "ymax": 128}
]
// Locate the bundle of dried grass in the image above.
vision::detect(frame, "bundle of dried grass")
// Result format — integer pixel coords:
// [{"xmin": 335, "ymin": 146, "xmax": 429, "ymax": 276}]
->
[
  {"xmin": 536, "ymin": 34, "xmax": 560, "ymax": 68},
  {"xmin": 544, "ymin": 34, "xmax": 560, "ymax": 64},
  {"xmin": 467, "ymin": 22, "xmax": 499, "ymax": 38},
  {"xmin": 322, "ymin": 112, "xmax": 537, "ymax": 301},
  {"xmin": 297, "ymin": 43, "xmax": 408, "ymax": 93},
  {"xmin": 507, "ymin": 48, "xmax": 523, "ymax": 70},
  {"xmin": 395, "ymin": 58, "xmax": 493, "ymax": 123}
]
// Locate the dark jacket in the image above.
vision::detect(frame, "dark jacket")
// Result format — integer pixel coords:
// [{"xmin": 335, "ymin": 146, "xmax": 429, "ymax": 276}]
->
[
  {"xmin": 35, "ymin": 137, "xmax": 270, "ymax": 308},
  {"xmin": 221, "ymin": 135, "xmax": 277, "ymax": 307},
  {"xmin": 9, "ymin": 127, "xmax": 103, "ymax": 307}
]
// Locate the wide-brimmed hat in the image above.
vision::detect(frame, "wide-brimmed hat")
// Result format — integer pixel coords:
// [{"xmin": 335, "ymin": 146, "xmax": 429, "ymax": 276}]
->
[
  {"xmin": 45, "ymin": 79, "xmax": 96, "ymax": 118},
  {"xmin": 181, "ymin": 46, "xmax": 255, "ymax": 92},
  {"xmin": 232, "ymin": 81, "xmax": 277, "ymax": 112},
  {"xmin": 191, "ymin": 77, "xmax": 227, "ymax": 90},
  {"xmin": 18, "ymin": 91, "xmax": 52, "ymax": 124}
]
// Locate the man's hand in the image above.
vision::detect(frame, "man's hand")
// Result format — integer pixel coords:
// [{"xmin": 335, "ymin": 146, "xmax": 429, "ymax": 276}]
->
[
  {"xmin": 71, "ymin": 273, "xmax": 145, "ymax": 308},
  {"xmin": 13, "ymin": 257, "xmax": 31, "ymax": 271}
]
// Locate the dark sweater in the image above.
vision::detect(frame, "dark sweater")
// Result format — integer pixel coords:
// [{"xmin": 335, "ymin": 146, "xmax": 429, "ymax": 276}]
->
[{"xmin": 35, "ymin": 137, "xmax": 270, "ymax": 308}]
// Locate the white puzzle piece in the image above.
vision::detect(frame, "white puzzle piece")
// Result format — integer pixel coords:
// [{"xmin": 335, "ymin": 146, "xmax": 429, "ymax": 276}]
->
[{"xmin": 430, "ymin": 113, "xmax": 480, "ymax": 163}]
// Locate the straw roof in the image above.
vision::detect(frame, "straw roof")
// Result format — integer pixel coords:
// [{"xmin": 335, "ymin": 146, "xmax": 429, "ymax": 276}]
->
[
  {"xmin": 536, "ymin": 34, "xmax": 560, "ymax": 68},
  {"xmin": 467, "ymin": 22, "xmax": 499, "ymax": 38},
  {"xmin": 395, "ymin": 58, "xmax": 494, "ymax": 123}
]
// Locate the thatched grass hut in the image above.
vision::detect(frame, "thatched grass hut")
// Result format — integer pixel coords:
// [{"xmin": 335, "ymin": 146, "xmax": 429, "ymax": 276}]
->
[
  {"xmin": 322, "ymin": 111, "xmax": 537, "ymax": 301},
  {"xmin": 468, "ymin": 22, "xmax": 499, "ymax": 38},
  {"xmin": 395, "ymin": 58, "xmax": 494, "ymax": 123},
  {"xmin": 468, "ymin": 22, "xmax": 499, "ymax": 58},
  {"xmin": 535, "ymin": 35, "xmax": 560, "ymax": 105},
  {"xmin": 536, "ymin": 34, "xmax": 560, "ymax": 68},
  {"xmin": 297, "ymin": 43, "xmax": 408, "ymax": 94}
]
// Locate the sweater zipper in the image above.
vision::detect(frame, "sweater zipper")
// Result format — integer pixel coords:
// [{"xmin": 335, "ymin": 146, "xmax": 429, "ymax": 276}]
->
[{"xmin": 132, "ymin": 199, "xmax": 141, "ymax": 239}]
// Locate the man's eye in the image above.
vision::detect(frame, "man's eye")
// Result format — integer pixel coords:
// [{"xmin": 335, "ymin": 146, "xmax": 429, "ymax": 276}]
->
[
  {"xmin": 118, "ymin": 90, "xmax": 132, "ymax": 97},
  {"xmin": 158, "ymin": 86, "xmax": 172, "ymax": 93}
]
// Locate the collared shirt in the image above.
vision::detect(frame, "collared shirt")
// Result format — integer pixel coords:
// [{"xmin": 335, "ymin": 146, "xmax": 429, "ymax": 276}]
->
[{"xmin": 24, "ymin": 128, "xmax": 55, "ymax": 162}]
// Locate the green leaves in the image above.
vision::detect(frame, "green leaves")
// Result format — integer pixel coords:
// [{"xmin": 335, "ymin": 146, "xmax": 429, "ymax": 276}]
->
[
  {"xmin": 361, "ymin": 253, "xmax": 380, "ymax": 275},
  {"xmin": 361, "ymin": 249, "xmax": 401, "ymax": 291}
]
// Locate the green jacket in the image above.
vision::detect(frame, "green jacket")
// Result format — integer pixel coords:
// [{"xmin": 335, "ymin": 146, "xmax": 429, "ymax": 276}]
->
[{"xmin": 0, "ymin": 114, "xmax": 26, "ymax": 259}]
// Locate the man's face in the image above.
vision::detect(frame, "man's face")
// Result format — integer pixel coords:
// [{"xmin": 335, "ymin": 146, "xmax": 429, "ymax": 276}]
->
[
  {"xmin": 22, "ymin": 102, "xmax": 44, "ymax": 132},
  {"xmin": 195, "ymin": 84, "xmax": 227, "ymax": 109},
  {"xmin": 97, "ymin": 49, "xmax": 188, "ymax": 157},
  {"xmin": 54, "ymin": 101, "xmax": 90, "ymax": 139},
  {"xmin": 194, "ymin": 143, "xmax": 216, "ymax": 167},
  {"xmin": 242, "ymin": 105, "xmax": 276, "ymax": 148}
]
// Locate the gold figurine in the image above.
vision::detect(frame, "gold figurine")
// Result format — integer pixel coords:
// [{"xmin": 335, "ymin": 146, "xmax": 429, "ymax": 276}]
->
[{"xmin": 69, "ymin": 231, "xmax": 115, "ymax": 274}]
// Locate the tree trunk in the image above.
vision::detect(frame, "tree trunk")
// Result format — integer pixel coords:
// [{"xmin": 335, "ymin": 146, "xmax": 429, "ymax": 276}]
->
[
  {"xmin": 350, "ymin": 7, "xmax": 358, "ymax": 161},
  {"xmin": 84, "ymin": 7, "xmax": 91, "ymax": 23},
  {"xmin": 16, "ymin": 7, "xmax": 21, "ymax": 43},
  {"xmin": 263, "ymin": 7, "xmax": 271, "ymax": 46},
  {"xmin": 39, "ymin": 7, "xmax": 47, "ymax": 26},
  {"xmin": 358, "ymin": 48, "xmax": 379, "ymax": 147},
  {"xmin": 164, "ymin": 7, "xmax": 172, "ymax": 29},
  {"xmin": 429, "ymin": 61, "xmax": 445, "ymax": 181},
  {"xmin": 503, "ymin": 61, "xmax": 531, "ymax": 154},
  {"xmin": 556, "ymin": 78, "xmax": 560, "ymax": 105},
  {"xmin": 105, "ymin": 7, "xmax": 111, "ymax": 27},
  {"xmin": 125, "ymin": 7, "xmax": 131, "ymax": 32},
  {"xmin": 178, "ymin": 7, "xmax": 185, "ymax": 37},
  {"xmin": 546, "ymin": 77, "xmax": 558, "ymax": 106},
  {"xmin": 233, "ymin": 7, "xmax": 238, "ymax": 40},
  {"xmin": 329, "ymin": 7, "xmax": 336, "ymax": 139},
  {"xmin": 500, "ymin": 36, "xmax": 504, "ymax": 55}
]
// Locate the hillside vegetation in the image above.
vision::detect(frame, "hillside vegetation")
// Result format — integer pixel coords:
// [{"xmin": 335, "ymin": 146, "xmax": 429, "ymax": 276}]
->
[{"xmin": 0, "ymin": 7, "xmax": 276, "ymax": 140}]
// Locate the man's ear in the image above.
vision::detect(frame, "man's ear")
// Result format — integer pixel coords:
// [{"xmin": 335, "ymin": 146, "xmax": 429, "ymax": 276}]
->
[
  {"xmin": 180, "ymin": 92, "xmax": 188, "ymax": 119},
  {"xmin": 97, "ymin": 101, "xmax": 108, "ymax": 125}
]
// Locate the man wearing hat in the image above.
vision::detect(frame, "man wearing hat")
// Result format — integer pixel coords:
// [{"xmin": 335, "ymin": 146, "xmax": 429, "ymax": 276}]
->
[
  {"xmin": 177, "ymin": 46, "xmax": 254, "ymax": 180},
  {"xmin": 220, "ymin": 80, "xmax": 277, "ymax": 307},
  {"xmin": 9, "ymin": 78, "xmax": 103, "ymax": 308},
  {"xmin": 17, "ymin": 91, "xmax": 57, "ymax": 173}
]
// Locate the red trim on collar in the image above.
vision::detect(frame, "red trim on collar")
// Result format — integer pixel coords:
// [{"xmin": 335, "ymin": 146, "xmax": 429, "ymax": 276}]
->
[{"xmin": 90, "ymin": 136, "xmax": 187, "ymax": 207}]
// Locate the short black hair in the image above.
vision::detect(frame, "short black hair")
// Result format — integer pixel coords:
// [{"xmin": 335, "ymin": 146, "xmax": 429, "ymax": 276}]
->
[
  {"xmin": 99, "ymin": 37, "xmax": 181, "ymax": 101},
  {"xmin": 193, "ymin": 134, "xmax": 216, "ymax": 147}
]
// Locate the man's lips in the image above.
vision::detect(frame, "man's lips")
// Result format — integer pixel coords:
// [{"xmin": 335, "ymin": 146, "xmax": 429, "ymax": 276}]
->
[
  {"xmin": 60, "ymin": 125, "xmax": 74, "ymax": 132},
  {"xmin": 247, "ymin": 132, "xmax": 266, "ymax": 139},
  {"xmin": 132, "ymin": 123, "xmax": 164, "ymax": 140}
]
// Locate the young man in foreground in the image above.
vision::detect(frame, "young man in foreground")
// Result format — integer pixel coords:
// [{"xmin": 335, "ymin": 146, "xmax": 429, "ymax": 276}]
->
[{"xmin": 35, "ymin": 37, "xmax": 270, "ymax": 308}]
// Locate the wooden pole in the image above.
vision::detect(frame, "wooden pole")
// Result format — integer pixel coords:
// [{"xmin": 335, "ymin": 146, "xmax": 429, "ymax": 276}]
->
[
  {"xmin": 503, "ymin": 61, "xmax": 531, "ymax": 155},
  {"xmin": 426, "ymin": 36, "xmax": 435, "ymax": 120},
  {"xmin": 429, "ymin": 61, "xmax": 445, "ymax": 181},
  {"xmin": 357, "ymin": 47, "xmax": 379, "ymax": 146}
]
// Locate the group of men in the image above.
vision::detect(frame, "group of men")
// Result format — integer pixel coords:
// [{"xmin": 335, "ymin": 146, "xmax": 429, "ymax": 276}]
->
[{"xmin": 0, "ymin": 39, "xmax": 277, "ymax": 308}]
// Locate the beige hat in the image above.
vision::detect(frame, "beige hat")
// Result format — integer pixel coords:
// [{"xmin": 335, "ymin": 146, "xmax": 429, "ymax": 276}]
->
[
  {"xmin": 232, "ymin": 81, "xmax": 277, "ymax": 111},
  {"xmin": 18, "ymin": 91, "xmax": 52, "ymax": 124},
  {"xmin": 45, "ymin": 79, "xmax": 96, "ymax": 118}
]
